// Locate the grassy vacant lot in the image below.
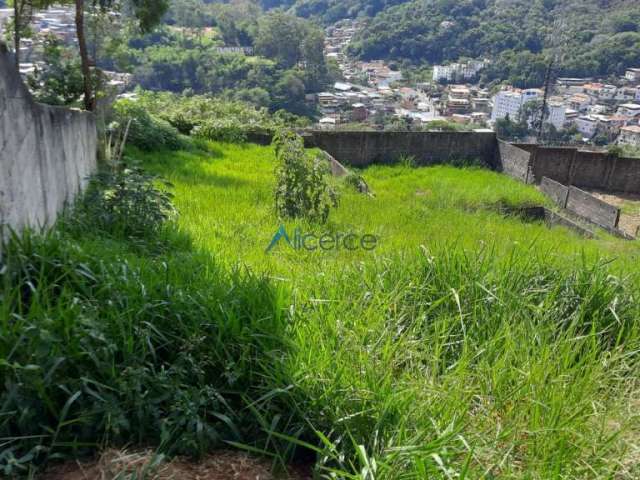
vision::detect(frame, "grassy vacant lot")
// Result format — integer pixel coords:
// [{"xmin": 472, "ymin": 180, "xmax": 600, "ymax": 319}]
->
[
  {"xmin": 2, "ymin": 140, "xmax": 640, "ymax": 479},
  {"xmin": 140, "ymin": 142, "xmax": 640, "ymax": 477},
  {"xmin": 139, "ymin": 142, "xmax": 639, "ymax": 274}
]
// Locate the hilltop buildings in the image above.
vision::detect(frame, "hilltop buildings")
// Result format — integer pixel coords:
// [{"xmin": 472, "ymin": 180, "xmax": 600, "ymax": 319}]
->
[
  {"xmin": 432, "ymin": 60, "xmax": 488, "ymax": 83},
  {"xmin": 321, "ymin": 19, "xmax": 640, "ymax": 145}
]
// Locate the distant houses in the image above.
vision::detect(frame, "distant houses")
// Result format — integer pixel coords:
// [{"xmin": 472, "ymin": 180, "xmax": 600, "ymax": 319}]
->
[
  {"xmin": 322, "ymin": 18, "xmax": 640, "ymax": 141},
  {"xmin": 618, "ymin": 125, "xmax": 640, "ymax": 146}
]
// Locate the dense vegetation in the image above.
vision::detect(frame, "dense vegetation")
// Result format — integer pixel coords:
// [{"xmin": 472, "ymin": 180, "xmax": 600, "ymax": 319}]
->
[
  {"xmin": 130, "ymin": 0, "xmax": 640, "ymax": 92},
  {"xmin": 251, "ymin": 0, "xmax": 640, "ymax": 88},
  {"xmin": 4, "ymin": 136, "xmax": 640, "ymax": 477},
  {"xmin": 99, "ymin": 3, "xmax": 332, "ymax": 115},
  {"xmin": 111, "ymin": 91, "xmax": 309, "ymax": 148},
  {"xmin": 345, "ymin": 0, "xmax": 640, "ymax": 87}
]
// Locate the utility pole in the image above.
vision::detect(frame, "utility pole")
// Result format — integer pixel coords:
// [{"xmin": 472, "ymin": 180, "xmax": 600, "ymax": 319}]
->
[
  {"xmin": 536, "ymin": 59, "xmax": 554, "ymax": 144},
  {"xmin": 536, "ymin": 18, "xmax": 568, "ymax": 145}
]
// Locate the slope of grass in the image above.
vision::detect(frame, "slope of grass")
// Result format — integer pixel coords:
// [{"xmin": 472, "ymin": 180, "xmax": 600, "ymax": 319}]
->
[
  {"xmin": 137, "ymin": 141, "xmax": 640, "ymax": 478},
  {"xmin": 138, "ymin": 142, "xmax": 640, "ymax": 276},
  {"xmin": 2, "ymin": 140, "xmax": 640, "ymax": 479}
]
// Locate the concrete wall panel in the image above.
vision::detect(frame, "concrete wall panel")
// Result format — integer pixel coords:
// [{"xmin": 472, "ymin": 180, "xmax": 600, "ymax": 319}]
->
[{"xmin": 0, "ymin": 43, "xmax": 97, "ymax": 233}]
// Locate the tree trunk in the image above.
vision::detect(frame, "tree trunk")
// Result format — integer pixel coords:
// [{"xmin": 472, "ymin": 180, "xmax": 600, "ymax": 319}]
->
[
  {"xmin": 13, "ymin": 0, "xmax": 20, "ymax": 68},
  {"xmin": 75, "ymin": 0, "xmax": 94, "ymax": 111}
]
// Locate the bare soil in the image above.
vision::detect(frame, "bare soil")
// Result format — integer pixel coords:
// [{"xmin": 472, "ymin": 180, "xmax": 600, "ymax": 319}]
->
[{"xmin": 40, "ymin": 449, "xmax": 312, "ymax": 480}]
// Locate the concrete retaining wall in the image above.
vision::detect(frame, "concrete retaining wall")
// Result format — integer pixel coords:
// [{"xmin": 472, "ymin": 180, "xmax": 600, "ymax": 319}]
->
[
  {"xmin": 502, "ymin": 205, "xmax": 595, "ymax": 238},
  {"xmin": 540, "ymin": 177, "xmax": 569, "ymax": 208},
  {"xmin": 566, "ymin": 186, "xmax": 620, "ymax": 230},
  {"xmin": 497, "ymin": 141, "xmax": 532, "ymax": 183},
  {"xmin": 0, "ymin": 43, "xmax": 97, "ymax": 234},
  {"xmin": 539, "ymin": 176, "xmax": 624, "ymax": 235},
  {"xmin": 517, "ymin": 144, "xmax": 640, "ymax": 194},
  {"xmin": 306, "ymin": 131, "xmax": 498, "ymax": 167}
]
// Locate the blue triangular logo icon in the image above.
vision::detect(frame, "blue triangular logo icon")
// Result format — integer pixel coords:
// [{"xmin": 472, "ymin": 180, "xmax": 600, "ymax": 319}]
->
[{"xmin": 265, "ymin": 225, "xmax": 293, "ymax": 253}]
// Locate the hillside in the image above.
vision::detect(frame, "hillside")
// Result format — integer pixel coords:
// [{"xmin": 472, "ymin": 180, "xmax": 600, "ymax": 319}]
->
[
  {"xmin": 348, "ymin": 0, "xmax": 640, "ymax": 82},
  {"xmin": 263, "ymin": 0, "xmax": 640, "ymax": 85}
]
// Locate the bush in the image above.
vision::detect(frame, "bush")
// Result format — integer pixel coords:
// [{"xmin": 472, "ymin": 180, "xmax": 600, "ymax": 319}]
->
[
  {"xmin": 193, "ymin": 121, "xmax": 249, "ymax": 143},
  {"xmin": 273, "ymin": 130, "xmax": 338, "ymax": 223},
  {"xmin": 343, "ymin": 171, "xmax": 370, "ymax": 194},
  {"xmin": 65, "ymin": 167, "xmax": 176, "ymax": 242},
  {"xmin": 113, "ymin": 100, "xmax": 184, "ymax": 151},
  {"xmin": 132, "ymin": 91, "xmax": 311, "ymax": 144}
]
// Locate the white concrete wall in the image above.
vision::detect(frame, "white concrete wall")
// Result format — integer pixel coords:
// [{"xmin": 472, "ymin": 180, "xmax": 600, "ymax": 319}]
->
[{"xmin": 0, "ymin": 42, "xmax": 97, "ymax": 234}]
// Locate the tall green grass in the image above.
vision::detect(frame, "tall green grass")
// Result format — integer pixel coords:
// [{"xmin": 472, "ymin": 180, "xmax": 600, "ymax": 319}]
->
[
  {"xmin": 0, "ymin": 228, "xmax": 300, "ymax": 476},
  {"xmin": 2, "ymin": 141, "xmax": 640, "ymax": 478}
]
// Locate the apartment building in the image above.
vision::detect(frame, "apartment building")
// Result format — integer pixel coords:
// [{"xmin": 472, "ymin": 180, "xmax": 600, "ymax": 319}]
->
[{"xmin": 490, "ymin": 88, "xmax": 541, "ymax": 123}]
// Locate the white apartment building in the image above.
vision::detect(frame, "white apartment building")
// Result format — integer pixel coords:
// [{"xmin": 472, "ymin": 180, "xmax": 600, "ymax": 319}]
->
[
  {"xmin": 432, "ymin": 60, "xmax": 486, "ymax": 82},
  {"xmin": 625, "ymin": 68, "xmax": 640, "ymax": 83},
  {"xmin": 432, "ymin": 65, "xmax": 453, "ymax": 82},
  {"xmin": 617, "ymin": 103, "xmax": 640, "ymax": 117},
  {"xmin": 547, "ymin": 102, "xmax": 567, "ymax": 130},
  {"xmin": 490, "ymin": 89, "xmax": 541, "ymax": 123},
  {"xmin": 575, "ymin": 115, "xmax": 601, "ymax": 138}
]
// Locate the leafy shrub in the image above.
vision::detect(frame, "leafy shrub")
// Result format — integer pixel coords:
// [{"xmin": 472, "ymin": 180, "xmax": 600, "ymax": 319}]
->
[
  {"xmin": 273, "ymin": 130, "xmax": 338, "ymax": 223},
  {"xmin": 113, "ymin": 100, "xmax": 184, "ymax": 151},
  {"xmin": 343, "ymin": 171, "xmax": 370, "ymax": 194},
  {"xmin": 132, "ymin": 91, "xmax": 310, "ymax": 143},
  {"xmin": 26, "ymin": 34, "xmax": 85, "ymax": 107},
  {"xmin": 66, "ymin": 167, "xmax": 176, "ymax": 241},
  {"xmin": 193, "ymin": 121, "xmax": 249, "ymax": 143}
]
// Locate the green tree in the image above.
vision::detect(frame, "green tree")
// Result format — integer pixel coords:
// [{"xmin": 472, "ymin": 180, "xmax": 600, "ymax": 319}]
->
[
  {"xmin": 254, "ymin": 12, "xmax": 305, "ymax": 68},
  {"xmin": 26, "ymin": 34, "xmax": 85, "ymax": 105},
  {"xmin": 75, "ymin": 0, "xmax": 170, "ymax": 111},
  {"xmin": 300, "ymin": 25, "xmax": 328, "ymax": 91},
  {"xmin": 273, "ymin": 129, "xmax": 338, "ymax": 223}
]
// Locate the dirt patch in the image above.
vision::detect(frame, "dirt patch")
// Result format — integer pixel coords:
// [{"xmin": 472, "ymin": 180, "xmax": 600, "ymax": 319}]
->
[
  {"xmin": 40, "ymin": 449, "xmax": 312, "ymax": 480},
  {"xmin": 586, "ymin": 190, "xmax": 640, "ymax": 237}
]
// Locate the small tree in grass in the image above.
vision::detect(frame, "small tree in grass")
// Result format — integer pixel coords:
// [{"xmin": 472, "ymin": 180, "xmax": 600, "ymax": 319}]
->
[{"xmin": 273, "ymin": 130, "xmax": 338, "ymax": 223}]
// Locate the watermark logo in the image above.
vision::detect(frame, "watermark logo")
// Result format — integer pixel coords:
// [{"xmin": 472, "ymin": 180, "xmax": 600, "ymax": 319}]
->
[{"xmin": 266, "ymin": 225, "xmax": 378, "ymax": 253}]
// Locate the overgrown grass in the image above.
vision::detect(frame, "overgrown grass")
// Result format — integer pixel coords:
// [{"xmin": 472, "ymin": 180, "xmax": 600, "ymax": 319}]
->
[
  {"xmin": 137, "ymin": 142, "xmax": 640, "ymax": 274},
  {"xmin": 2, "ymin": 141, "xmax": 640, "ymax": 478}
]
